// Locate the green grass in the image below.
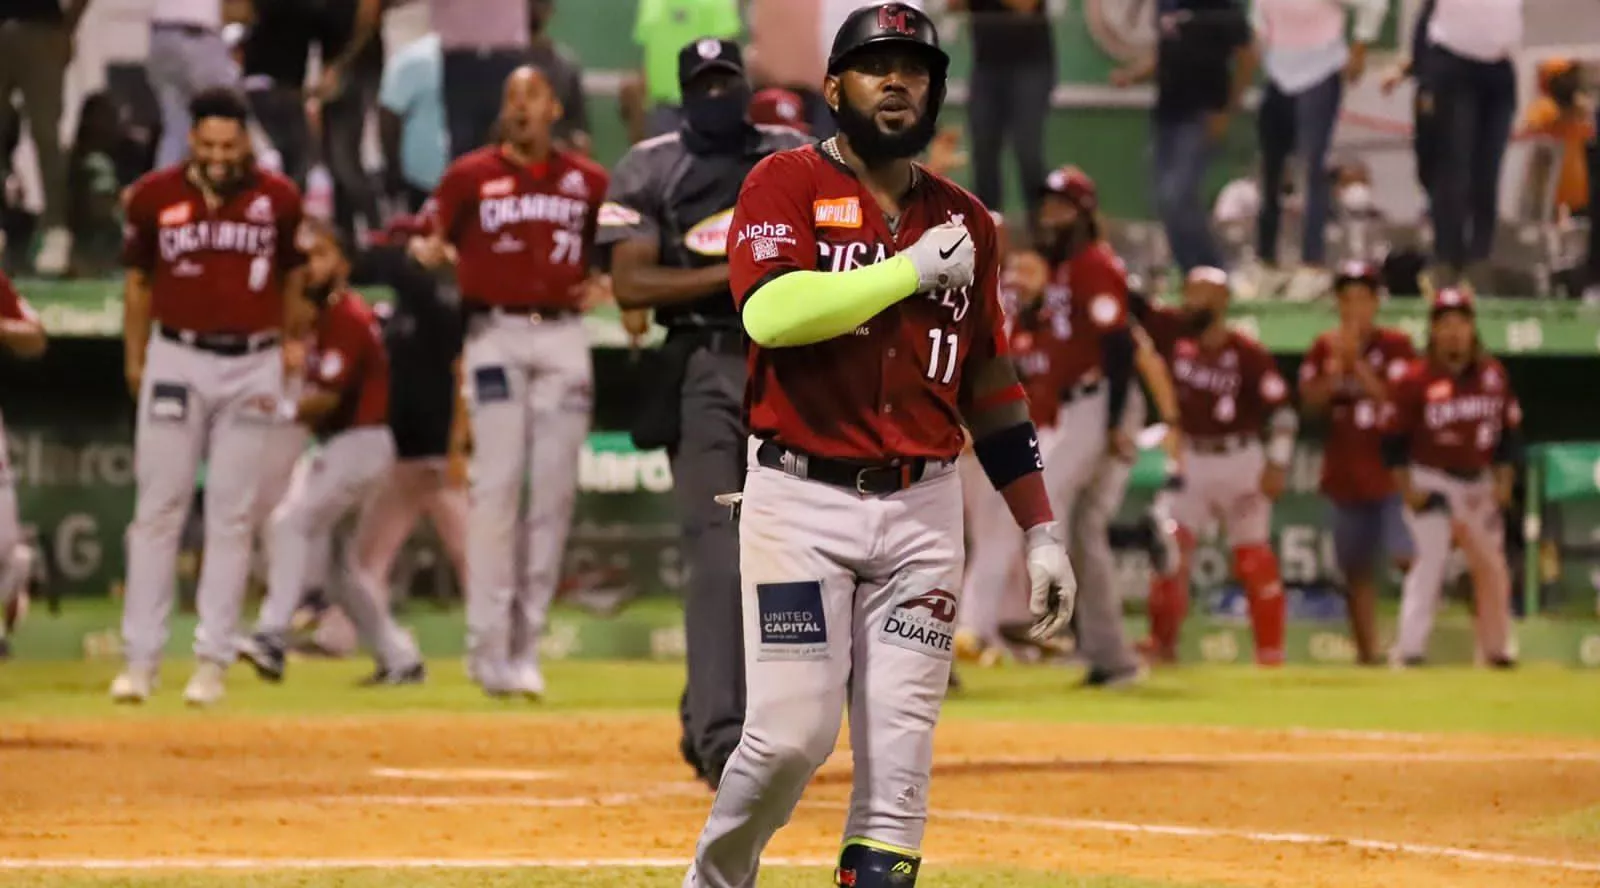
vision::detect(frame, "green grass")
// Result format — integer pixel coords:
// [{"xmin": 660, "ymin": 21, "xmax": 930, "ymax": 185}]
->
[
  {"xmin": 1, "ymin": 658, "xmax": 1598, "ymax": 737},
  {"xmin": 0, "ymin": 870, "xmax": 1240, "ymax": 888}
]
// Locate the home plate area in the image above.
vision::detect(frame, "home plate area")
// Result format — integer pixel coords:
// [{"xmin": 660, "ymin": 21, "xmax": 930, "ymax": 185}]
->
[{"xmin": 2, "ymin": 716, "xmax": 1598, "ymax": 887}]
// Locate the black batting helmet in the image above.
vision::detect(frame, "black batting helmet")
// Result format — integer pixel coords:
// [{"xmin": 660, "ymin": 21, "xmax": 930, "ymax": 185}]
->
[{"xmin": 827, "ymin": 3, "xmax": 949, "ymax": 113}]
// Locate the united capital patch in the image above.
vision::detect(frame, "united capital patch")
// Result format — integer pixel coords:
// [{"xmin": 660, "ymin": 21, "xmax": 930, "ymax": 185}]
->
[{"xmin": 755, "ymin": 581, "xmax": 828, "ymax": 661}]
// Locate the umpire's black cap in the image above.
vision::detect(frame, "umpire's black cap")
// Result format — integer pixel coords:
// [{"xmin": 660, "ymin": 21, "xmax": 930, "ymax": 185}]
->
[{"xmin": 679, "ymin": 38, "xmax": 745, "ymax": 90}]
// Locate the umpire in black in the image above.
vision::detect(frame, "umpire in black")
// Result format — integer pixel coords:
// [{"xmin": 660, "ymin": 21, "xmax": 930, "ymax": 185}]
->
[{"xmin": 597, "ymin": 38, "xmax": 808, "ymax": 790}]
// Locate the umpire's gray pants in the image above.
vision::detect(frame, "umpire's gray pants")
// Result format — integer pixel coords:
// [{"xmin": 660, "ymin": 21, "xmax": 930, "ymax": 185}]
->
[
  {"xmin": 673, "ymin": 347, "xmax": 747, "ymax": 775},
  {"xmin": 148, "ymin": 23, "xmax": 238, "ymax": 168}
]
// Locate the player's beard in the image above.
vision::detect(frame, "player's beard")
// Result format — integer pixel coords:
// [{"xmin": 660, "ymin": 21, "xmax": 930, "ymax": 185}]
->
[
  {"xmin": 1181, "ymin": 306, "xmax": 1216, "ymax": 334},
  {"xmin": 832, "ymin": 97, "xmax": 937, "ymax": 166},
  {"xmin": 1038, "ymin": 219, "xmax": 1091, "ymax": 266}
]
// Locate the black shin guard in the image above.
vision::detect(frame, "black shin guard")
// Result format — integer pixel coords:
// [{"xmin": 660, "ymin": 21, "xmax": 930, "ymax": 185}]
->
[{"xmin": 835, "ymin": 841, "xmax": 920, "ymax": 886}]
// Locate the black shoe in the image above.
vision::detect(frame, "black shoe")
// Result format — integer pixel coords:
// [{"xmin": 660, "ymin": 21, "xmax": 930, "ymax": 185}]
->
[
  {"xmin": 359, "ymin": 661, "xmax": 426, "ymax": 687},
  {"xmin": 240, "ymin": 633, "xmax": 286, "ymax": 683},
  {"xmin": 1487, "ymin": 655, "xmax": 1517, "ymax": 670},
  {"xmin": 0, "ymin": 636, "xmax": 10, "ymax": 660},
  {"xmin": 1401, "ymin": 655, "xmax": 1426, "ymax": 668},
  {"xmin": 1081, "ymin": 665, "xmax": 1147, "ymax": 689},
  {"xmin": 836, "ymin": 841, "xmax": 920, "ymax": 887},
  {"xmin": 947, "ymin": 669, "xmax": 963, "ymax": 692}
]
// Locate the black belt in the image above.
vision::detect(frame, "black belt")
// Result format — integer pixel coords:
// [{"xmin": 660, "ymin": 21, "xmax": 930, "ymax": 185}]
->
[
  {"xmin": 466, "ymin": 303, "xmax": 579, "ymax": 322},
  {"xmin": 158, "ymin": 325, "xmax": 280, "ymax": 356},
  {"xmin": 1060, "ymin": 379, "xmax": 1102, "ymax": 405},
  {"xmin": 756, "ymin": 441, "xmax": 938, "ymax": 496},
  {"xmin": 152, "ymin": 21, "xmax": 215, "ymax": 36},
  {"xmin": 668, "ymin": 326, "xmax": 746, "ymax": 356}
]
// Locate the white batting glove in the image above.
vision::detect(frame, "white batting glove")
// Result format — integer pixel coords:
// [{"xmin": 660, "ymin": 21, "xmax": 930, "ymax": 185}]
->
[
  {"xmin": 1024, "ymin": 521, "xmax": 1076, "ymax": 640},
  {"xmin": 901, "ymin": 220, "xmax": 975, "ymax": 292}
]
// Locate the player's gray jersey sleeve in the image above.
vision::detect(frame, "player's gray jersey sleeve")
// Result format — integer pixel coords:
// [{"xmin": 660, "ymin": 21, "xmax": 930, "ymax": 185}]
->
[{"xmin": 597, "ymin": 144, "xmax": 667, "ymax": 248}]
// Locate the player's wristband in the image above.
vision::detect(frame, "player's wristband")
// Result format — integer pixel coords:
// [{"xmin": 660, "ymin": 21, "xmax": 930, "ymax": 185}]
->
[{"xmin": 974, "ymin": 421, "xmax": 1045, "ymax": 491}]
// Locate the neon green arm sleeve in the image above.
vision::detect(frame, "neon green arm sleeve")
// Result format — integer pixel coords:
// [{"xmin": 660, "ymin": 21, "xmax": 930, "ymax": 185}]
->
[{"xmin": 740, "ymin": 256, "xmax": 920, "ymax": 348}]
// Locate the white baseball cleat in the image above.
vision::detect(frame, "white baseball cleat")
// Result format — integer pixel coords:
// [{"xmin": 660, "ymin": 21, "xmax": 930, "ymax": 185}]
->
[
  {"xmin": 183, "ymin": 661, "xmax": 227, "ymax": 707},
  {"xmin": 511, "ymin": 662, "xmax": 546, "ymax": 701},
  {"xmin": 110, "ymin": 669, "xmax": 156, "ymax": 704}
]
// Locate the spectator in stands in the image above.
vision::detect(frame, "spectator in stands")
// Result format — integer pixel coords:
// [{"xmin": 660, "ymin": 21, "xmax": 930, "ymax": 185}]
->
[
  {"xmin": 430, "ymin": 0, "xmax": 532, "ymax": 159},
  {"xmin": 316, "ymin": 0, "xmax": 385, "ymax": 242},
  {"xmin": 379, "ymin": 32, "xmax": 446, "ymax": 212},
  {"xmin": 1425, "ymin": 0, "xmax": 1522, "ymax": 286},
  {"xmin": 67, "ymin": 93, "xmax": 140, "ymax": 276},
  {"xmin": 1112, "ymin": 0, "xmax": 1256, "ymax": 273},
  {"xmin": 743, "ymin": 0, "xmax": 833, "ymax": 139},
  {"xmin": 1517, "ymin": 58, "xmax": 1593, "ymax": 217},
  {"xmin": 240, "ymin": 1, "xmax": 319, "ymax": 187},
  {"xmin": 527, "ymin": 0, "xmax": 591, "ymax": 155},
  {"xmin": 625, "ymin": 0, "xmax": 741, "ymax": 142},
  {"xmin": 1249, "ymin": 0, "xmax": 1385, "ymax": 302},
  {"xmin": 948, "ymin": 0, "xmax": 1053, "ymax": 231},
  {"xmin": 0, "ymin": 0, "xmax": 89, "ymax": 276},
  {"xmin": 1381, "ymin": 0, "xmax": 1439, "ymax": 218},
  {"xmin": 148, "ymin": 0, "xmax": 239, "ymax": 168},
  {"xmin": 1588, "ymin": 102, "xmax": 1600, "ymax": 301}
]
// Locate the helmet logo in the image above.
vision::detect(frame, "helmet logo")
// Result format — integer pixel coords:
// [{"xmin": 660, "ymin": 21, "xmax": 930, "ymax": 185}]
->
[
  {"xmin": 878, "ymin": 4, "xmax": 914, "ymax": 35},
  {"xmin": 697, "ymin": 39, "xmax": 721, "ymax": 59}
]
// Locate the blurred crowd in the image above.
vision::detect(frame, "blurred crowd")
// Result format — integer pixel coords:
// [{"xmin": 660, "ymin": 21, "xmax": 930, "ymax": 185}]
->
[{"xmin": 0, "ymin": 0, "xmax": 1595, "ymax": 298}]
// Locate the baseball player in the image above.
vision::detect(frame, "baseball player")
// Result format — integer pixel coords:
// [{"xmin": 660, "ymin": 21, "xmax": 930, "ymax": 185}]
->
[
  {"xmin": 411, "ymin": 66, "xmax": 608, "ymax": 699},
  {"xmin": 1143, "ymin": 267, "xmax": 1295, "ymax": 666},
  {"xmin": 239, "ymin": 221, "xmax": 426, "ymax": 686},
  {"xmin": 1298, "ymin": 262, "xmax": 1416, "ymax": 665},
  {"xmin": 348, "ymin": 214, "xmax": 468, "ymax": 633},
  {"xmin": 1381, "ymin": 286, "xmax": 1519, "ymax": 668},
  {"xmin": 113, "ymin": 88, "xmax": 308, "ymax": 706},
  {"xmin": 683, "ymin": 6, "xmax": 1075, "ymax": 887},
  {"xmin": 0, "ymin": 270, "xmax": 47, "ymax": 659}
]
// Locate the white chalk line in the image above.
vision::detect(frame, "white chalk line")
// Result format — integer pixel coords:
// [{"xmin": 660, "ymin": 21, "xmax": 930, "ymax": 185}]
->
[
  {"xmin": 797, "ymin": 802, "xmax": 1600, "ymax": 874},
  {"xmin": 938, "ymin": 807, "xmax": 1600, "ymax": 874},
  {"xmin": 369, "ymin": 767, "xmax": 565, "ymax": 781},
  {"xmin": 933, "ymin": 751, "xmax": 1600, "ymax": 766},
  {"xmin": 0, "ymin": 856, "xmax": 832, "ymax": 872}
]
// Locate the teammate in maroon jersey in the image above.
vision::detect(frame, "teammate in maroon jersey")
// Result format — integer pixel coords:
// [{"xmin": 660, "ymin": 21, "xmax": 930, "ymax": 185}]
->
[
  {"xmin": 1381, "ymin": 286, "xmax": 1520, "ymax": 668},
  {"xmin": 240, "ymin": 221, "xmax": 426, "ymax": 687},
  {"xmin": 1298, "ymin": 262, "xmax": 1417, "ymax": 665},
  {"xmin": 683, "ymin": 6, "xmax": 1074, "ymax": 886},
  {"xmin": 114, "ymin": 88, "xmax": 308, "ymax": 707},
  {"xmin": 0, "ymin": 271, "xmax": 46, "ymax": 659},
  {"xmin": 1144, "ymin": 267, "xmax": 1295, "ymax": 666},
  {"xmin": 411, "ymin": 66, "xmax": 609, "ymax": 699}
]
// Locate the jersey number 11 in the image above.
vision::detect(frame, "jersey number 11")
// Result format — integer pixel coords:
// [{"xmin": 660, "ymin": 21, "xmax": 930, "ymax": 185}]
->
[{"xmin": 926, "ymin": 329, "xmax": 959, "ymax": 384}]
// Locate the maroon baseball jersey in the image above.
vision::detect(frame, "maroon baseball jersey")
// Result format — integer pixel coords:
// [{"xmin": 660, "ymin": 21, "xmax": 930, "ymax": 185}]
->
[
  {"xmin": 1171, "ymin": 330, "xmax": 1289, "ymax": 439},
  {"xmin": 121, "ymin": 165, "xmax": 306, "ymax": 334},
  {"xmin": 1300, "ymin": 327, "xmax": 1417, "ymax": 503},
  {"xmin": 433, "ymin": 146, "xmax": 607, "ymax": 311},
  {"xmin": 1133, "ymin": 297, "xmax": 1187, "ymax": 363},
  {"xmin": 1040, "ymin": 242, "xmax": 1128, "ymax": 391},
  {"xmin": 729, "ymin": 145, "xmax": 1007, "ymax": 461},
  {"xmin": 309, "ymin": 290, "xmax": 389, "ymax": 438},
  {"xmin": 1006, "ymin": 304, "xmax": 1061, "ymax": 429},
  {"xmin": 1384, "ymin": 355, "xmax": 1522, "ymax": 475}
]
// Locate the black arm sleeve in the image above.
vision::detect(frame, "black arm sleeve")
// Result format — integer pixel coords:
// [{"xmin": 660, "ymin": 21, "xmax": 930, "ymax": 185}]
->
[
  {"xmin": 1101, "ymin": 326, "xmax": 1135, "ymax": 431},
  {"xmin": 1494, "ymin": 425, "xmax": 1525, "ymax": 465},
  {"xmin": 1381, "ymin": 433, "xmax": 1410, "ymax": 469}
]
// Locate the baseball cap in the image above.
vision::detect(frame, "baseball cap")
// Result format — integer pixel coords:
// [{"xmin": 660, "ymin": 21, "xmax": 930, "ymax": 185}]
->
[
  {"xmin": 1039, "ymin": 165, "xmax": 1097, "ymax": 210},
  {"xmin": 748, "ymin": 88, "xmax": 810, "ymax": 134},
  {"xmin": 1333, "ymin": 260, "xmax": 1382, "ymax": 292},
  {"xmin": 679, "ymin": 38, "xmax": 745, "ymax": 90},
  {"xmin": 1430, "ymin": 286, "xmax": 1476, "ymax": 318}
]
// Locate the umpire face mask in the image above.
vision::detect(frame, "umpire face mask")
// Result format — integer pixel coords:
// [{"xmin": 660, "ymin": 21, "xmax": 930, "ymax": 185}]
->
[{"xmin": 683, "ymin": 75, "xmax": 753, "ymax": 144}]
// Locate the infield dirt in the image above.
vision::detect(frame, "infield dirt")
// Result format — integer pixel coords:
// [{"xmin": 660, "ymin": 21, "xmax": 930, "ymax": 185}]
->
[{"xmin": 3, "ymin": 715, "xmax": 1599, "ymax": 887}]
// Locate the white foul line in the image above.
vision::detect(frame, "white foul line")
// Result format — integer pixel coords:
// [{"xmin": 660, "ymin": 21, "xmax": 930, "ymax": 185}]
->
[
  {"xmin": 935, "ymin": 751, "xmax": 1600, "ymax": 766},
  {"xmin": 369, "ymin": 767, "xmax": 565, "ymax": 782},
  {"xmin": 0, "ymin": 856, "xmax": 832, "ymax": 872},
  {"xmin": 929, "ymin": 807, "xmax": 1600, "ymax": 874}
]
